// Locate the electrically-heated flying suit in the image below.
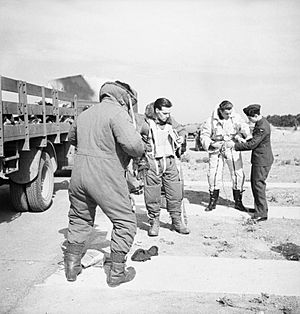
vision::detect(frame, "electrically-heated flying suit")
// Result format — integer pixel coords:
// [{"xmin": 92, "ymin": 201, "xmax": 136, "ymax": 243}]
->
[
  {"xmin": 139, "ymin": 103, "xmax": 189, "ymax": 236},
  {"xmin": 65, "ymin": 81, "xmax": 144, "ymax": 285},
  {"xmin": 200, "ymin": 107, "xmax": 251, "ymax": 210}
]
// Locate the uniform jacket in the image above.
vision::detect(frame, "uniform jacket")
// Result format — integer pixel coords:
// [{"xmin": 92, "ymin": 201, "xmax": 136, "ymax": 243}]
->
[
  {"xmin": 235, "ymin": 117, "xmax": 274, "ymax": 166},
  {"xmin": 200, "ymin": 107, "xmax": 251, "ymax": 152},
  {"xmin": 68, "ymin": 82, "xmax": 145, "ymax": 171}
]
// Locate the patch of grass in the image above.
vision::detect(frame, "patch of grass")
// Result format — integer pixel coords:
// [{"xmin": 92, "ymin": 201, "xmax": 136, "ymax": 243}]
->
[
  {"xmin": 278, "ymin": 159, "xmax": 292, "ymax": 166},
  {"xmin": 267, "ymin": 192, "xmax": 295, "ymax": 204},
  {"xmin": 271, "ymin": 242, "xmax": 300, "ymax": 261}
]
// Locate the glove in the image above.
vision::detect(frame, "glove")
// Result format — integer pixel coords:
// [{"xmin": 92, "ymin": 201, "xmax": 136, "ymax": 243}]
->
[
  {"xmin": 175, "ymin": 147, "xmax": 183, "ymax": 158},
  {"xmin": 180, "ymin": 137, "xmax": 187, "ymax": 154},
  {"xmin": 234, "ymin": 135, "xmax": 247, "ymax": 143},
  {"xmin": 131, "ymin": 246, "xmax": 158, "ymax": 262},
  {"xmin": 224, "ymin": 140, "xmax": 235, "ymax": 149},
  {"xmin": 210, "ymin": 141, "xmax": 223, "ymax": 149},
  {"xmin": 136, "ymin": 156, "xmax": 150, "ymax": 180}
]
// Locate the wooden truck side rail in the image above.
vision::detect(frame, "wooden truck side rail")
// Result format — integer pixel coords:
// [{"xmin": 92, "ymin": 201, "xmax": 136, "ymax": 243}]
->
[
  {"xmin": 0, "ymin": 75, "xmax": 78, "ymax": 156},
  {"xmin": 0, "ymin": 75, "xmax": 97, "ymax": 212}
]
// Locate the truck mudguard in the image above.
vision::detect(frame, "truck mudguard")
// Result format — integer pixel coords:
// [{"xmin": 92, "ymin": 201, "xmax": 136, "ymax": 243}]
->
[{"xmin": 8, "ymin": 142, "xmax": 57, "ymax": 184}]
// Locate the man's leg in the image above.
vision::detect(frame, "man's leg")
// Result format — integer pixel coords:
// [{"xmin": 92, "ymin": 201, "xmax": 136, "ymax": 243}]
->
[
  {"xmin": 206, "ymin": 153, "xmax": 223, "ymax": 211},
  {"xmin": 251, "ymin": 165, "xmax": 271, "ymax": 219},
  {"xmin": 144, "ymin": 158, "xmax": 162, "ymax": 236},
  {"xmin": 163, "ymin": 157, "xmax": 189, "ymax": 234},
  {"xmin": 226, "ymin": 150, "xmax": 246, "ymax": 211},
  {"xmin": 89, "ymin": 171, "xmax": 137, "ymax": 287},
  {"xmin": 65, "ymin": 183, "xmax": 97, "ymax": 282}
]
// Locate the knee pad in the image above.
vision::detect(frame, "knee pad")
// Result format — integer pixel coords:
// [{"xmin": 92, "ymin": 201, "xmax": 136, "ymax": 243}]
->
[
  {"xmin": 144, "ymin": 184, "xmax": 161, "ymax": 205},
  {"xmin": 166, "ymin": 181, "xmax": 183, "ymax": 202}
]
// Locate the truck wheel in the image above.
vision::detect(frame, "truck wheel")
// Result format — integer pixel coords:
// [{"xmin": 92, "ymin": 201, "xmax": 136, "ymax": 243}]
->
[
  {"xmin": 10, "ymin": 181, "xmax": 30, "ymax": 212},
  {"xmin": 26, "ymin": 152, "xmax": 54, "ymax": 212}
]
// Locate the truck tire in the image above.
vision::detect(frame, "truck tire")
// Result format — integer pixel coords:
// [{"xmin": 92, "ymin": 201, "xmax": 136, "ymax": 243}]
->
[
  {"xmin": 10, "ymin": 181, "xmax": 30, "ymax": 212},
  {"xmin": 26, "ymin": 152, "xmax": 54, "ymax": 212}
]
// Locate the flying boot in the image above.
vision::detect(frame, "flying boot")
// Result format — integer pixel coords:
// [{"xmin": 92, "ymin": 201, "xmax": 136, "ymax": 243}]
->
[
  {"xmin": 233, "ymin": 189, "xmax": 247, "ymax": 212},
  {"xmin": 205, "ymin": 189, "xmax": 219, "ymax": 211},
  {"xmin": 148, "ymin": 216, "xmax": 160, "ymax": 237},
  {"xmin": 107, "ymin": 253, "xmax": 136, "ymax": 288},
  {"xmin": 171, "ymin": 214, "xmax": 190, "ymax": 234},
  {"xmin": 64, "ymin": 242, "xmax": 85, "ymax": 282}
]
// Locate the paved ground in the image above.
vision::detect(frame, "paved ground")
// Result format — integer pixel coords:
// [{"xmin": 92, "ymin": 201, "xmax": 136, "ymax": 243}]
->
[
  {"xmin": 185, "ymin": 180, "xmax": 300, "ymax": 189},
  {"xmin": 1, "ymin": 178, "xmax": 300, "ymax": 314}
]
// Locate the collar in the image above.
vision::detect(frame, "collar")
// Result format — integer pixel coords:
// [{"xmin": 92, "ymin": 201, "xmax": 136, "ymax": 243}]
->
[{"xmin": 256, "ymin": 117, "xmax": 264, "ymax": 126}]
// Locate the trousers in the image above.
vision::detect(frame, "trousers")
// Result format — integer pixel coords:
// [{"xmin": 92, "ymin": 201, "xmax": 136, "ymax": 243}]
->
[
  {"xmin": 251, "ymin": 165, "xmax": 271, "ymax": 218},
  {"xmin": 207, "ymin": 149, "xmax": 245, "ymax": 191},
  {"xmin": 67, "ymin": 155, "xmax": 136, "ymax": 255},
  {"xmin": 144, "ymin": 156, "xmax": 182, "ymax": 218}
]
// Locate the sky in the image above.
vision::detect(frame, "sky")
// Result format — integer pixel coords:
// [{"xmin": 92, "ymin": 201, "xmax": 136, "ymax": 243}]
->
[{"xmin": 0, "ymin": 0, "xmax": 299, "ymax": 124}]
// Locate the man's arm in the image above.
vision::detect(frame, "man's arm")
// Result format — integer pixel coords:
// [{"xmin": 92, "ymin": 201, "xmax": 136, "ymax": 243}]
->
[
  {"xmin": 68, "ymin": 122, "xmax": 77, "ymax": 147},
  {"xmin": 199, "ymin": 118, "xmax": 214, "ymax": 151},
  {"xmin": 234, "ymin": 126, "xmax": 266, "ymax": 151},
  {"xmin": 111, "ymin": 109, "xmax": 145, "ymax": 158}
]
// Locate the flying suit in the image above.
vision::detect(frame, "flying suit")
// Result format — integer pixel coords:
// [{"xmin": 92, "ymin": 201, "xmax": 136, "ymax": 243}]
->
[
  {"xmin": 140, "ymin": 106, "xmax": 186, "ymax": 219},
  {"xmin": 67, "ymin": 82, "xmax": 144, "ymax": 255},
  {"xmin": 200, "ymin": 108, "xmax": 251, "ymax": 191},
  {"xmin": 235, "ymin": 117, "xmax": 274, "ymax": 218}
]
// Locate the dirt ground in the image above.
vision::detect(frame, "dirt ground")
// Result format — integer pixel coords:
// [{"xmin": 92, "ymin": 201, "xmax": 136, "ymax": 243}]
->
[
  {"xmin": 131, "ymin": 207, "xmax": 300, "ymax": 313},
  {"xmin": 177, "ymin": 128, "xmax": 300, "ymax": 260},
  {"xmin": 3, "ymin": 127, "xmax": 299, "ymax": 314},
  {"xmin": 137, "ymin": 127, "xmax": 300, "ymax": 313},
  {"xmin": 182, "ymin": 127, "xmax": 300, "ymax": 206}
]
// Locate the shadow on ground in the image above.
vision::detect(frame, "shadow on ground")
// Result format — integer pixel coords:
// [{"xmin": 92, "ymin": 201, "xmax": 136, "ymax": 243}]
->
[
  {"xmin": 0, "ymin": 185, "xmax": 23, "ymax": 224},
  {"xmin": 53, "ymin": 180, "xmax": 70, "ymax": 194},
  {"xmin": 55, "ymin": 170, "xmax": 72, "ymax": 177},
  {"xmin": 135, "ymin": 205, "xmax": 172, "ymax": 232},
  {"xmin": 184, "ymin": 189, "xmax": 235, "ymax": 208},
  {"xmin": 59, "ymin": 226, "xmax": 110, "ymax": 253}
]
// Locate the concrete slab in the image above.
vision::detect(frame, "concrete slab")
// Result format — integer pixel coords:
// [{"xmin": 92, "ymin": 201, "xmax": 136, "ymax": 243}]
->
[
  {"xmin": 133, "ymin": 194, "xmax": 300, "ymax": 220},
  {"xmin": 185, "ymin": 181, "xmax": 300, "ymax": 189},
  {"xmin": 8, "ymin": 179, "xmax": 300, "ymax": 314},
  {"xmin": 26, "ymin": 256, "xmax": 300, "ymax": 297}
]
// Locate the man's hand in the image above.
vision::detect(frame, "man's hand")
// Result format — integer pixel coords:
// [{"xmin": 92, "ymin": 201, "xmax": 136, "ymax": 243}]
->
[
  {"xmin": 136, "ymin": 156, "xmax": 150, "ymax": 180},
  {"xmin": 176, "ymin": 135, "xmax": 184, "ymax": 145},
  {"xmin": 235, "ymin": 135, "xmax": 246, "ymax": 143},
  {"xmin": 175, "ymin": 147, "xmax": 183, "ymax": 158},
  {"xmin": 210, "ymin": 141, "xmax": 223, "ymax": 149},
  {"xmin": 224, "ymin": 140, "xmax": 235, "ymax": 149}
]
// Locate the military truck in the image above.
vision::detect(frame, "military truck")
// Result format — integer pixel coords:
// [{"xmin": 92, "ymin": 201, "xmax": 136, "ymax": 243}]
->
[{"xmin": 0, "ymin": 75, "xmax": 96, "ymax": 212}]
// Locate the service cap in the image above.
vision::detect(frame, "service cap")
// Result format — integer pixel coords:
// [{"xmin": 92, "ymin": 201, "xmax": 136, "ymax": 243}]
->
[{"xmin": 243, "ymin": 104, "xmax": 261, "ymax": 117}]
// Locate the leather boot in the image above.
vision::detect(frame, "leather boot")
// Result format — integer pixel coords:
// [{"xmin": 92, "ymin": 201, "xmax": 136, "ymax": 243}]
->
[
  {"xmin": 205, "ymin": 190, "xmax": 219, "ymax": 211},
  {"xmin": 233, "ymin": 189, "xmax": 247, "ymax": 212},
  {"xmin": 64, "ymin": 242, "xmax": 85, "ymax": 282},
  {"xmin": 148, "ymin": 217, "xmax": 160, "ymax": 237},
  {"xmin": 107, "ymin": 253, "xmax": 136, "ymax": 288},
  {"xmin": 171, "ymin": 215, "xmax": 190, "ymax": 234}
]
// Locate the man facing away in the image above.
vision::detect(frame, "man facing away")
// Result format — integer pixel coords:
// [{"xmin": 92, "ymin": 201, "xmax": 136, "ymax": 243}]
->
[
  {"xmin": 200, "ymin": 100, "xmax": 251, "ymax": 212},
  {"xmin": 139, "ymin": 98, "xmax": 190, "ymax": 237},
  {"xmin": 65, "ymin": 81, "xmax": 145, "ymax": 287},
  {"xmin": 226, "ymin": 104, "xmax": 274, "ymax": 222}
]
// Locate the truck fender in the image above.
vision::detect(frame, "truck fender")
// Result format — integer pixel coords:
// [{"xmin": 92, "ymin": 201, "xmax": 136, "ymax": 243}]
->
[
  {"xmin": 8, "ymin": 142, "xmax": 58, "ymax": 185},
  {"xmin": 43, "ymin": 142, "xmax": 58, "ymax": 173},
  {"xmin": 9, "ymin": 148, "xmax": 42, "ymax": 184}
]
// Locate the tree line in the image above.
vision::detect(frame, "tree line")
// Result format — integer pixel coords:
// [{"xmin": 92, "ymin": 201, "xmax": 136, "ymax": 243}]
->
[{"xmin": 266, "ymin": 114, "xmax": 300, "ymax": 128}]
